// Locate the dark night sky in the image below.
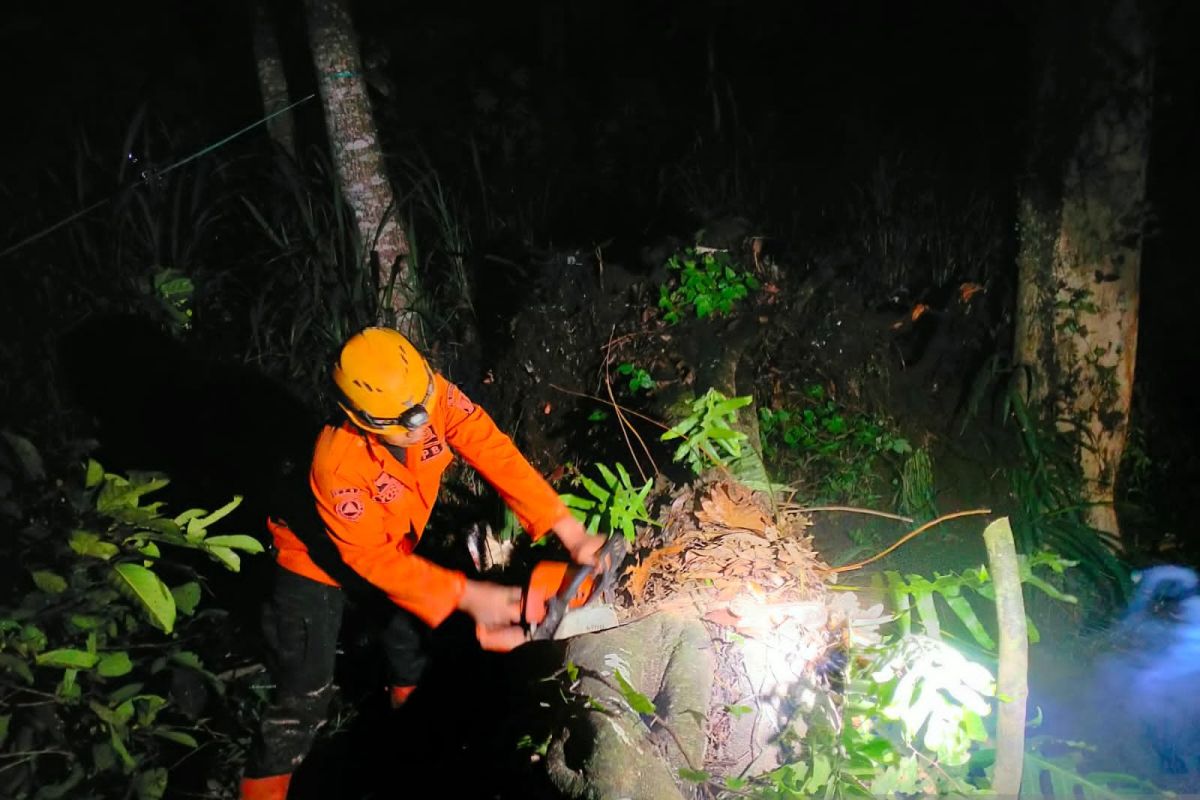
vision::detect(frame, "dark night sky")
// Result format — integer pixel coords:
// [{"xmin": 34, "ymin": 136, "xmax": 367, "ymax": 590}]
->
[{"xmin": 1, "ymin": 1, "xmax": 1197, "ymax": 473}]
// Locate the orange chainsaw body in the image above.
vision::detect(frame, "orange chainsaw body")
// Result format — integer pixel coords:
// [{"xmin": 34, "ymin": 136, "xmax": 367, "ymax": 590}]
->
[{"xmin": 476, "ymin": 561, "xmax": 596, "ymax": 652}]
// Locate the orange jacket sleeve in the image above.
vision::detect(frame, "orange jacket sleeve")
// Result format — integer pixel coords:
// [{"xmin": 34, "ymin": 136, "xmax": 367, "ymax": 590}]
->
[
  {"xmin": 310, "ymin": 461, "xmax": 466, "ymax": 628},
  {"xmin": 440, "ymin": 381, "xmax": 569, "ymax": 540}
]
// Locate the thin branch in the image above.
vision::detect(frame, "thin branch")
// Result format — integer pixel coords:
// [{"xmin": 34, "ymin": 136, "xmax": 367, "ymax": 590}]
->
[
  {"xmin": 549, "ymin": 383, "xmax": 671, "ymax": 431},
  {"xmin": 781, "ymin": 504, "xmax": 913, "ymax": 523},
  {"xmin": 602, "ymin": 326, "xmax": 653, "ymax": 481},
  {"xmin": 830, "ymin": 509, "xmax": 992, "ymax": 573}
]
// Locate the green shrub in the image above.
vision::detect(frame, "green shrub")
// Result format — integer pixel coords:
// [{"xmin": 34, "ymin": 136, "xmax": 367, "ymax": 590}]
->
[
  {"xmin": 758, "ymin": 384, "xmax": 910, "ymax": 504},
  {"xmin": 0, "ymin": 439, "xmax": 262, "ymax": 799},
  {"xmin": 657, "ymin": 248, "xmax": 759, "ymax": 324}
]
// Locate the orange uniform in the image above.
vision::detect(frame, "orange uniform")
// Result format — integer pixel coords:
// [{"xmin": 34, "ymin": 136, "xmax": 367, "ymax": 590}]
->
[{"xmin": 269, "ymin": 374, "xmax": 567, "ymax": 627}]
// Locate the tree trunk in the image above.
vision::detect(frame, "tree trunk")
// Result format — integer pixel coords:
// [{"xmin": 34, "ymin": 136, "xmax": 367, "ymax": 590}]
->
[
  {"xmin": 302, "ymin": 0, "xmax": 421, "ymax": 342},
  {"xmin": 1013, "ymin": 0, "xmax": 1152, "ymax": 542},
  {"xmin": 251, "ymin": 0, "xmax": 296, "ymax": 157}
]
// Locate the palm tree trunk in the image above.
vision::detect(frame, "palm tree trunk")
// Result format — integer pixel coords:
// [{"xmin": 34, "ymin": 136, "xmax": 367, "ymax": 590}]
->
[{"xmin": 302, "ymin": 0, "xmax": 421, "ymax": 342}]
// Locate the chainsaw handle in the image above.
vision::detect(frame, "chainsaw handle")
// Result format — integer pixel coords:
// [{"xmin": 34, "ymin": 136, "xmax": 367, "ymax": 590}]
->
[{"xmin": 531, "ymin": 535, "xmax": 626, "ymax": 642}]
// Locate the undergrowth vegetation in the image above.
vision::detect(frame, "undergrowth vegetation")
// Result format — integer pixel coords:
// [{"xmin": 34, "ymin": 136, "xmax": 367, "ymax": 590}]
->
[
  {"xmin": 0, "ymin": 434, "xmax": 263, "ymax": 800},
  {"xmin": 0, "ymin": 64, "xmax": 1161, "ymax": 796}
]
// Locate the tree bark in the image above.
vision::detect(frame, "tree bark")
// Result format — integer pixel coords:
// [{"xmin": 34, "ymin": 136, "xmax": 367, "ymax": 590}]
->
[
  {"xmin": 251, "ymin": 0, "xmax": 296, "ymax": 157},
  {"xmin": 1013, "ymin": 0, "xmax": 1152, "ymax": 541},
  {"xmin": 302, "ymin": 0, "xmax": 421, "ymax": 342}
]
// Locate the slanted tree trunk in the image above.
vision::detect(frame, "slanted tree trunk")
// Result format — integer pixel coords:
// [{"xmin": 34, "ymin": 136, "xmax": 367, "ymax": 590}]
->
[
  {"xmin": 302, "ymin": 0, "xmax": 421, "ymax": 342},
  {"xmin": 1013, "ymin": 0, "xmax": 1152, "ymax": 542},
  {"xmin": 251, "ymin": 0, "xmax": 296, "ymax": 157}
]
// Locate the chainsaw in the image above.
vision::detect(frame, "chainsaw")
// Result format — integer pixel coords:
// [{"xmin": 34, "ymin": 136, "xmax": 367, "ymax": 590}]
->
[{"xmin": 476, "ymin": 533, "xmax": 627, "ymax": 652}]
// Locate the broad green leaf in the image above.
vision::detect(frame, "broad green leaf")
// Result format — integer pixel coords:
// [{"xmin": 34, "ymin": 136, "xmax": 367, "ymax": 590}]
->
[
  {"xmin": 92, "ymin": 741, "xmax": 117, "ymax": 772},
  {"xmin": 1, "ymin": 430, "xmax": 45, "ymax": 480},
  {"xmin": 184, "ymin": 495, "xmax": 242, "ymax": 539},
  {"xmin": 33, "ymin": 764, "xmax": 84, "ymax": 799},
  {"xmin": 109, "ymin": 725, "xmax": 136, "ymax": 769},
  {"xmin": 135, "ymin": 540, "xmax": 161, "ymax": 559},
  {"xmin": 806, "ymin": 752, "xmax": 833, "ymax": 790},
  {"xmin": 113, "ymin": 563, "xmax": 176, "ymax": 633},
  {"xmin": 152, "ymin": 729, "xmax": 198, "ymax": 748},
  {"xmin": 205, "ymin": 545, "xmax": 241, "ymax": 572},
  {"xmin": 0, "ymin": 653, "xmax": 34, "ymax": 683},
  {"xmin": 613, "ymin": 670, "xmax": 655, "ymax": 715},
  {"xmin": 70, "ymin": 530, "xmax": 120, "ymax": 560},
  {"xmin": 678, "ymin": 768, "xmax": 710, "ymax": 783},
  {"xmin": 171, "ymin": 582, "xmax": 201, "ymax": 616},
  {"xmin": 134, "ymin": 694, "xmax": 168, "ymax": 726},
  {"xmin": 170, "ymin": 650, "xmax": 204, "ymax": 669},
  {"xmin": 579, "ymin": 475, "xmax": 611, "ymax": 504},
  {"xmin": 203, "ymin": 534, "xmax": 264, "ymax": 554},
  {"xmin": 561, "ymin": 493, "xmax": 597, "ymax": 512},
  {"xmin": 36, "ymin": 648, "xmax": 99, "ymax": 669},
  {"xmin": 31, "ymin": 569, "xmax": 68, "ymax": 594},
  {"xmin": 85, "ymin": 458, "xmax": 105, "ymax": 489},
  {"xmin": 942, "ymin": 594, "xmax": 996, "ymax": 651},
  {"xmin": 109, "ymin": 682, "xmax": 146, "ymax": 704},
  {"xmin": 595, "ymin": 463, "xmax": 618, "ymax": 487},
  {"xmin": 98, "ymin": 652, "xmax": 134, "ymax": 678}
]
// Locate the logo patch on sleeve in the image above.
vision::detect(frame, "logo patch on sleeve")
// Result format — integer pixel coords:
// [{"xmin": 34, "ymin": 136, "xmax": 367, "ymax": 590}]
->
[
  {"xmin": 447, "ymin": 383, "xmax": 476, "ymax": 415},
  {"xmin": 331, "ymin": 487, "xmax": 365, "ymax": 521},
  {"xmin": 372, "ymin": 471, "xmax": 403, "ymax": 504}
]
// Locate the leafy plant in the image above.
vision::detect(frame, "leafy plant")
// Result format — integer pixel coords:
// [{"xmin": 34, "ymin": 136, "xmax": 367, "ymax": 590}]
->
[
  {"xmin": 751, "ymin": 634, "xmax": 995, "ymax": 798},
  {"xmin": 560, "ymin": 463, "xmax": 655, "ymax": 543},
  {"xmin": 1006, "ymin": 390, "xmax": 1130, "ymax": 607},
  {"xmin": 1023, "ymin": 738, "xmax": 1169, "ymax": 799},
  {"xmin": 740, "ymin": 550, "xmax": 1130, "ymax": 799},
  {"xmin": 759, "ymin": 384, "xmax": 910, "ymax": 504},
  {"xmin": 662, "ymin": 389, "xmax": 753, "ymax": 475},
  {"xmin": 895, "ymin": 446, "xmax": 936, "ymax": 522},
  {"xmin": 0, "ymin": 443, "xmax": 262, "ymax": 799},
  {"xmin": 657, "ymin": 248, "xmax": 759, "ymax": 324},
  {"xmin": 879, "ymin": 550, "xmax": 1078, "ymax": 652},
  {"xmin": 616, "ymin": 362, "xmax": 655, "ymax": 393}
]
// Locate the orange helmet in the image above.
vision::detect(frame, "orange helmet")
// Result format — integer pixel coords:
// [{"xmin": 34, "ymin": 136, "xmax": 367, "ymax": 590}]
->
[{"xmin": 332, "ymin": 327, "xmax": 434, "ymax": 434}]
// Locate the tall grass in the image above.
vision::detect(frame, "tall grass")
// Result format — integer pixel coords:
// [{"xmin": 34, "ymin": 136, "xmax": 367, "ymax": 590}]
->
[
  {"xmin": 1005, "ymin": 384, "xmax": 1131, "ymax": 616},
  {"xmin": 236, "ymin": 148, "xmax": 379, "ymax": 402}
]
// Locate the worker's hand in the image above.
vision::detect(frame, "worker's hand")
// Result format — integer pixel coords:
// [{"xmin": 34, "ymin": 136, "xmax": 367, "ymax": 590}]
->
[
  {"xmin": 457, "ymin": 580, "xmax": 523, "ymax": 629},
  {"xmin": 551, "ymin": 514, "xmax": 603, "ymax": 566}
]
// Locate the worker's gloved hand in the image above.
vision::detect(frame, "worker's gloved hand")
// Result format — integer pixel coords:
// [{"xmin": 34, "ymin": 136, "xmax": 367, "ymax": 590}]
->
[
  {"xmin": 458, "ymin": 580, "xmax": 523, "ymax": 629},
  {"xmin": 551, "ymin": 514, "xmax": 604, "ymax": 565}
]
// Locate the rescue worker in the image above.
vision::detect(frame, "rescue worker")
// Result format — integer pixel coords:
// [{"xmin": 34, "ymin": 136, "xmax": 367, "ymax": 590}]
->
[{"xmin": 239, "ymin": 326, "xmax": 601, "ymax": 800}]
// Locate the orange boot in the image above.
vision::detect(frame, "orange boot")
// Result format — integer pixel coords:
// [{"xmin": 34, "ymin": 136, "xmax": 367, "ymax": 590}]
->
[
  {"xmin": 239, "ymin": 773, "xmax": 292, "ymax": 800},
  {"xmin": 389, "ymin": 684, "xmax": 417, "ymax": 709}
]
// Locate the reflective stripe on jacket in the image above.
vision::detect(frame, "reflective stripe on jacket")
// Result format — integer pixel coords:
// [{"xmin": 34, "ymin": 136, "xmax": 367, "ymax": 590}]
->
[{"xmin": 269, "ymin": 374, "xmax": 567, "ymax": 627}]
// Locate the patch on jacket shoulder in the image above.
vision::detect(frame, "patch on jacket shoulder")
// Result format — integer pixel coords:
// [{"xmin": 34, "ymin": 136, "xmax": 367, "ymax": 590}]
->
[
  {"xmin": 332, "ymin": 487, "xmax": 365, "ymax": 521},
  {"xmin": 447, "ymin": 383, "xmax": 476, "ymax": 415},
  {"xmin": 372, "ymin": 471, "xmax": 403, "ymax": 503},
  {"xmin": 421, "ymin": 428, "xmax": 445, "ymax": 461}
]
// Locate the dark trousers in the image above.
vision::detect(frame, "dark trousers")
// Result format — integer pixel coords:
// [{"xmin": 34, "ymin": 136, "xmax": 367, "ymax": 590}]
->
[{"xmin": 245, "ymin": 567, "xmax": 430, "ymax": 778}]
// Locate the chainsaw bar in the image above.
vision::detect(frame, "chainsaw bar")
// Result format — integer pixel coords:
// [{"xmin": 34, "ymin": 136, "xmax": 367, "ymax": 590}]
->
[{"xmin": 531, "ymin": 534, "xmax": 627, "ymax": 642}]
